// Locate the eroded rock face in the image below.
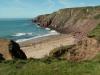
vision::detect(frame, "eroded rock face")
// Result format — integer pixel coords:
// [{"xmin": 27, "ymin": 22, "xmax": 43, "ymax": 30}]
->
[
  {"xmin": 0, "ymin": 39, "xmax": 27, "ymax": 60},
  {"xmin": 33, "ymin": 6, "xmax": 100, "ymax": 35},
  {"xmin": 69, "ymin": 38, "xmax": 100, "ymax": 61},
  {"xmin": 49, "ymin": 38, "xmax": 100, "ymax": 61}
]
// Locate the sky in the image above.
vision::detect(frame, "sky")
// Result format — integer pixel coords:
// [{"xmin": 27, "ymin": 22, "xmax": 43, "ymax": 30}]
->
[{"xmin": 0, "ymin": 0, "xmax": 100, "ymax": 18}]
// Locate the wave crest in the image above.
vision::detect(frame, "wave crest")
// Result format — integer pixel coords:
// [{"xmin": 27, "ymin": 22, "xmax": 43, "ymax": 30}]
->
[
  {"xmin": 16, "ymin": 30, "xmax": 59, "ymax": 43},
  {"xmin": 12, "ymin": 32, "xmax": 33, "ymax": 37}
]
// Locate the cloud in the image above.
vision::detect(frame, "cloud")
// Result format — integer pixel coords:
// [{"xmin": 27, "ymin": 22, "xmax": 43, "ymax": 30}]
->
[
  {"xmin": 59, "ymin": 0, "xmax": 66, "ymax": 2},
  {"xmin": 79, "ymin": 3, "xmax": 86, "ymax": 6},
  {"xmin": 59, "ymin": 0, "xmax": 69, "ymax": 4},
  {"xmin": 12, "ymin": 0, "xmax": 33, "ymax": 8},
  {"xmin": 47, "ymin": 0, "xmax": 55, "ymax": 7},
  {"xmin": 58, "ymin": 0, "xmax": 70, "ymax": 7}
]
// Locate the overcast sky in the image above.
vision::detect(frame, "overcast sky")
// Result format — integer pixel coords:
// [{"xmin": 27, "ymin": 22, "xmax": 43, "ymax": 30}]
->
[{"xmin": 0, "ymin": 0, "xmax": 100, "ymax": 18}]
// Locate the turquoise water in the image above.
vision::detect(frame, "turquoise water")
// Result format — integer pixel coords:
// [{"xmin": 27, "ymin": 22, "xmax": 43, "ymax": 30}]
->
[{"xmin": 0, "ymin": 18, "xmax": 51, "ymax": 42}]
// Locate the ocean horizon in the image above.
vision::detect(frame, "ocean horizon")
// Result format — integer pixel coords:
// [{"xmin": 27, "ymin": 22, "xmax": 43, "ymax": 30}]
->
[{"xmin": 0, "ymin": 18, "xmax": 58, "ymax": 42}]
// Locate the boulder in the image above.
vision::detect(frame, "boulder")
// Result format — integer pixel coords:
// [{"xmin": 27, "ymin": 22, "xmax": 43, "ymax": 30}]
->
[{"xmin": 0, "ymin": 39, "xmax": 27, "ymax": 60}]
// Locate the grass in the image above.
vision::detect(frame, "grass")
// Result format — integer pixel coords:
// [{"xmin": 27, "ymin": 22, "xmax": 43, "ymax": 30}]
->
[
  {"xmin": 94, "ymin": 14, "xmax": 100, "ymax": 19},
  {"xmin": 0, "ymin": 59, "xmax": 71, "ymax": 75},
  {"xmin": 49, "ymin": 45, "xmax": 73, "ymax": 59},
  {"xmin": 88, "ymin": 24, "xmax": 100, "ymax": 42},
  {"xmin": 0, "ymin": 57, "xmax": 100, "ymax": 75}
]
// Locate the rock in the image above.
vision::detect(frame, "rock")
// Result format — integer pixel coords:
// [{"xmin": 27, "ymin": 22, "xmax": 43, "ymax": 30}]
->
[
  {"xmin": 33, "ymin": 6, "xmax": 100, "ymax": 35},
  {"xmin": 49, "ymin": 38, "xmax": 100, "ymax": 61},
  {"xmin": 69, "ymin": 38, "xmax": 100, "ymax": 61},
  {"xmin": 0, "ymin": 39, "xmax": 27, "ymax": 60}
]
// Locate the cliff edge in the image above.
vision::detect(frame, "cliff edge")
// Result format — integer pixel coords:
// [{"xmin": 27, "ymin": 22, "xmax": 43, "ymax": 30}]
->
[
  {"xmin": 33, "ymin": 6, "xmax": 100, "ymax": 36},
  {"xmin": 0, "ymin": 39, "xmax": 27, "ymax": 60}
]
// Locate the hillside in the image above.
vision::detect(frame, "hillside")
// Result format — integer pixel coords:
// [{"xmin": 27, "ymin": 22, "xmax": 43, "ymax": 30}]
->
[
  {"xmin": 32, "ymin": 6, "xmax": 100, "ymax": 61},
  {"xmin": 33, "ymin": 6, "xmax": 100, "ymax": 36}
]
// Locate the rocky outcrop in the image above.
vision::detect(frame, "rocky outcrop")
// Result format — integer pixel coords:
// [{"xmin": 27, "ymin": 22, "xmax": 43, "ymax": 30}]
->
[
  {"xmin": 33, "ymin": 6, "xmax": 100, "ymax": 35},
  {"xmin": 0, "ymin": 39, "xmax": 27, "ymax": 60},
  {"xmin": 49, "ymin": 37, "xmax": 100, "ymax": 61},
  {"xmin": 69, "ymin": 38, "xmax": 100, "ymax": 61}
]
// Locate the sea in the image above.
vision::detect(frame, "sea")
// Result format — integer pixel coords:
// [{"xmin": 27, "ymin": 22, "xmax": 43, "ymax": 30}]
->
[{"xmin": 0, "ymin": 18, "xmax": 58, "ymax": 42}]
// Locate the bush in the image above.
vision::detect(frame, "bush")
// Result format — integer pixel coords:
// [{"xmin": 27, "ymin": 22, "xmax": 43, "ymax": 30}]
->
[
  {"xmin": 49, "ymin": 45, "xmax": 74, "ymax": 59},
  {"xmin": 94, "ymin": 14, "xmax": 100, "ymax": 19},
  {"xmin": 88, "ymin": 24, "xmax": 100, "ymax": 42}
]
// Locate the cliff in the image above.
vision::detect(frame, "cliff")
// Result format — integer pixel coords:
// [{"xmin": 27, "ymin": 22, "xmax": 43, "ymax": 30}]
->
[
  {"xmin": 49, "ymin": 37, "xmax": 100, "ymax": 61},
  {"xmin": 0, "ymin": 39, "xmax": 27, "ymax": 60},
  {"xmin": 33, "ymin": 6, "xmax": 100, "ymax": 35}
]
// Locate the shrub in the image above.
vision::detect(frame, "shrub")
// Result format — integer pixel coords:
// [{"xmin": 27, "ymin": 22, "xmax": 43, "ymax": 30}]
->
[
  {"xmin": 49, "ymin": 45, "xmax": 74, "ymax": 59},
  {"xmin": 94, "ymin": 14, "xmax": 100, "ymax": 19},
  {"xmin": 88, "ymin": 24, "xmax": 100, "ymax": 42}
]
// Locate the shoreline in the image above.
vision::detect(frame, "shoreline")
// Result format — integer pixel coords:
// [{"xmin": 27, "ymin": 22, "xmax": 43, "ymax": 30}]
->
[
  {"xmin": 16, "ymin": 27, "xmax": 59, "ymax": 43},
  {"xmin": 18, "ymin": 22, "xmax": 76, "ymax": 59},
  {"xmin": 19, "ymin": 33, "xmax": 60, "ymax": 47}
]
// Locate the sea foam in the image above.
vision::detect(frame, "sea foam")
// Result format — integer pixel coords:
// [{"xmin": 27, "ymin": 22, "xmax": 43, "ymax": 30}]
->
[
  {"xmin": 12, "ymin": 32, "xmax": 33, "ymax": 37},
  {"xmin": 16, "ymin": 30, "xmax": 59, "ymax": 43}
]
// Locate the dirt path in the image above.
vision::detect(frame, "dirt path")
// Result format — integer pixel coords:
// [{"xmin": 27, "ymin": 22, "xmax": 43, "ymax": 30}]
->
[{"xmin": 20, "ymin": 34, "xmax": 76, "ymax": 59}]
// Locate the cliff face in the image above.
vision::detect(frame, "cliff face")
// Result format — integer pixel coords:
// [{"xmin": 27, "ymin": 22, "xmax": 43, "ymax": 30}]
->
[
  {"xmin": 33, "ymin": 6, "xmax": 100, "ymax": 35},
  {"xmin": 49, "ymin": 37, "xmax": 100, "ymax": 61},
  {"xmin": 0, "ymin": 39, "xmax": 27, "ymax": 60}
]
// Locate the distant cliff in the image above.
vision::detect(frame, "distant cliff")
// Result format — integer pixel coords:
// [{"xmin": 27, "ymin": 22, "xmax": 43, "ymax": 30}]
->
[{"xmin": 33, "ymin": 6, "xmax": 100, "ymax": 35}]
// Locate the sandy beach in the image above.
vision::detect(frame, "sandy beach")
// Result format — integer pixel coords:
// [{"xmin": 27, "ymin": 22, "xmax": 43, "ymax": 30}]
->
[{"xmin": 19, "ymin": 34, "xmax": 76, "ymax": 59}]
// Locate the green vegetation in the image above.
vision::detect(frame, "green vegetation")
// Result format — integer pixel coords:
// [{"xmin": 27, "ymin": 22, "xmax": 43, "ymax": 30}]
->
[
  {"xmin": 0, "ymin": 59, "xmax": 71, "ymax": 75},
  {"xmin": 49, "ymin": 45, "xmax": 73, "ymax": 59},
  {"xmin": 88, "ymin": 24, "xmax": 100, "ymax": 42},
  {"xmin": 0, "ymin": 58, "xmax": 100, "ymax": 75},
  {"xmin": 94, "ymin": 14, "xmax": 100, "ymax": 19}
]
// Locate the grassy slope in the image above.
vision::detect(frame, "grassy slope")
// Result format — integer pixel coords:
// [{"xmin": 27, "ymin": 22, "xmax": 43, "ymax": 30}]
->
[{"xmin": 0, "ymin": 58, "xmax": 100, "ymax": 75}]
